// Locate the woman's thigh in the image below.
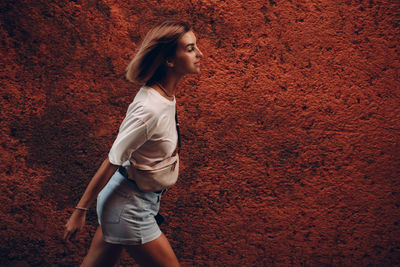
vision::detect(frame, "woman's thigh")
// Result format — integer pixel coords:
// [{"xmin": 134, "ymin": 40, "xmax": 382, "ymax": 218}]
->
[
  {"xmin": 81, "ymin": 226, "xmax": 123, "ymax": 267},
  {"xmin": 125, "ymin": 233, "xmax": 180, "ymax": 267}
]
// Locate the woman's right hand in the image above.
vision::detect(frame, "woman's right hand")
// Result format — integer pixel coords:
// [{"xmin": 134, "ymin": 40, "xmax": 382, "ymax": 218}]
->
[
  {"xmin": 62, "ymin": 158, "xmax": 118, "ymax": 242},
  {"xmin": 63, "ymin": 209, "xmax": 87, "ymax": 242}
]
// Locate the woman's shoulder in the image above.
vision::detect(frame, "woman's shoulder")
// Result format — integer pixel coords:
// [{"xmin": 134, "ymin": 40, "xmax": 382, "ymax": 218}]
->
[
  {"xmin": 126, "ymin": 86, "xmax": 172, "ymax": 120},
  {"xmin": 138, "ymin": 86, "xmax": 174, "ymax": 111}
]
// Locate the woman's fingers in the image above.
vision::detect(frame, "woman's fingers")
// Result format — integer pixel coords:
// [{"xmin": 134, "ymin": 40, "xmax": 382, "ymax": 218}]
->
[
  {"xmin": 65, "ymin": 229, "xmax": 77, "ymax": 241},
  {"xmin": 64, "ymin": 225, "xmax": 79, "ymax": 241},
  {"xmin": 63, "ymin": 230, "xmax": 69, "ymax": 241},
  {"xmin": 64, "ymin": 228, "xmax": 72, "ymax": 241},
  {"xmin": 64, "ymin": 211, "xmax": 86, "ymax": 242}
]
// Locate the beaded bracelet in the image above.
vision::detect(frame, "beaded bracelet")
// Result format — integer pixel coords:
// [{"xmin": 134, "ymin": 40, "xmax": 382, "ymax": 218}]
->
[{"xmin": 75, "ymin": 206, "xmax": 88, "ymax": 211}]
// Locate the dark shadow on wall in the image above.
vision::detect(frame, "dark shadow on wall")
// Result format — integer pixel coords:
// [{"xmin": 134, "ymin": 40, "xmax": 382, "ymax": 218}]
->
[
  {"xmin": 2, "ymin": 0, "xmax": 120, "ymax": 211},
  {"xmin": 10, "ymin": 103, "xmax": 104, "ymax": 210}
]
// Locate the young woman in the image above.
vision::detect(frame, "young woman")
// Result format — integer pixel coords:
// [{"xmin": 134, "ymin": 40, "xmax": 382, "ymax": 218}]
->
[{"xmin": 63, "ymin": 20, "xmax": 203, "ymax": 267}]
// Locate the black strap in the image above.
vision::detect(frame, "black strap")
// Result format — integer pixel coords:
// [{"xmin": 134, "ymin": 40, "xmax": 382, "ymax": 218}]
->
[{"xmin": 175, "ymin": 107, "xmax": 181, "ymax": 154}]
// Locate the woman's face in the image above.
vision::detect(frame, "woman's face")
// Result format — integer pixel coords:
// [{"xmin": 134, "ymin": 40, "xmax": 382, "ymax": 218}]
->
[{"xmin": 170, "ymin": 31, "xmax": 203, "ymax": 75}]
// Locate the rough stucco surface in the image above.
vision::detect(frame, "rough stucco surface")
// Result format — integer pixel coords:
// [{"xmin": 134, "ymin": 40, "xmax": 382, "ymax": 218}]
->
[{"xmin": 1, "ymin": 0, "xmax": 400, "ymax": 266}]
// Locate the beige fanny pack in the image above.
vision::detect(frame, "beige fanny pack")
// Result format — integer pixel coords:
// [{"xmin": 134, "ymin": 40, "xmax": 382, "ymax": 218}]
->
[
  {"xmin": 124, "ymin": 107, "xmax": 181, "ymax": 192},
  {"xmin": 125, "ymin": 154, "xmax": 179, "ymax": 192}
]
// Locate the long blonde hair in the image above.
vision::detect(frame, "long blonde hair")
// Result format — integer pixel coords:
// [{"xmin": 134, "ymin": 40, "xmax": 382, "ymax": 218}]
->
[{"xmin": 126, "ymin": 21, "xmax": 191, "ymax": 84}]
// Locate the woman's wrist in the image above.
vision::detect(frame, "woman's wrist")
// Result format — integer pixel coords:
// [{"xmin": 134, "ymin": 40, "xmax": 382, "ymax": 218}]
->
[{"xmin": 75, "ymin": 206, "xmax": 89, "ymax": 212}]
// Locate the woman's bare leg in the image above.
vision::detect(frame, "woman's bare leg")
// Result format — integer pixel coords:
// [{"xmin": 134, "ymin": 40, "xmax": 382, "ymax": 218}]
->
[
  {"xmin": 125, "ymin": 233, "xmax": 180, "ymax": 267},
  {"xmin": 81, "ymin": 226, "xmax": 123, "ymax": 267}
]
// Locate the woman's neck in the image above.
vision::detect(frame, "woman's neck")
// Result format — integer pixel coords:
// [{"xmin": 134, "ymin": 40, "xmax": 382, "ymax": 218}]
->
[{"xmin": 153, "ymin": 73, "xmax": 183, "ymax": 100}]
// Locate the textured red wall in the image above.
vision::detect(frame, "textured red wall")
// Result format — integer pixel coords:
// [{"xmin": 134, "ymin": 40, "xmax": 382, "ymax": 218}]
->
[{"xmin": 1, "ymin": 0, "xmax": 399, "ymax": 266}]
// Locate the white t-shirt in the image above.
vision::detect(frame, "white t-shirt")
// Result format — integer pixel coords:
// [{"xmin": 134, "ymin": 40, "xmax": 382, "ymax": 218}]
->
[{"xmin": 108, "ymin": 86, "xmax": 178, "ymax": 167}]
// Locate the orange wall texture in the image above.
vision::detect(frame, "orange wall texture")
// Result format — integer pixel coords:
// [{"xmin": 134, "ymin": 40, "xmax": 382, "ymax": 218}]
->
[{"xmin": 1, "ymin": 0, "xmax": 400, "ymax": 266}]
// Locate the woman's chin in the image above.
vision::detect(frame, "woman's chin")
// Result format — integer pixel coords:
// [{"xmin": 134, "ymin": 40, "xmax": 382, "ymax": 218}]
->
[{"xmin": 184, "ymin": 66, "xmax": 201, "ymax": 75}]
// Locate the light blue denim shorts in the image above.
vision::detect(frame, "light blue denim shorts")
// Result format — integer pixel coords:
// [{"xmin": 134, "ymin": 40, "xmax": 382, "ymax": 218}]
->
[{"xmin": 96, "ymin": 170, "xmax": 162, "ymax": 245}]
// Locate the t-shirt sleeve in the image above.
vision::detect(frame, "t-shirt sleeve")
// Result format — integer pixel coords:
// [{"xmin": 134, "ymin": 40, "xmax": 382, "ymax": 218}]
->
[{"xmin": 108, "ymin": 104, "xmax": 157, "ymax": 165}]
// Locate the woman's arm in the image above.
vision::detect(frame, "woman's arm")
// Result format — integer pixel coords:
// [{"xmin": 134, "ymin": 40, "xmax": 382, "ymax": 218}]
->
[{"xmin": 63, "ymin": 158, "xmax": 119, "ymax": 241}]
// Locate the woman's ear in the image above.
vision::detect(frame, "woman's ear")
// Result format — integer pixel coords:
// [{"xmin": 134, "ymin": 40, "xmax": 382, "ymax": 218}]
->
[{"xmin": 166, "ymin": 58, "xmax": 175, "ymax": 68}]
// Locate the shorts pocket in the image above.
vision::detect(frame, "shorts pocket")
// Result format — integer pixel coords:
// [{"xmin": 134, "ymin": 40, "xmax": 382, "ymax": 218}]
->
[{"xmin": 98, "ymin": 190, "xmax": 127, "ymax": 224}]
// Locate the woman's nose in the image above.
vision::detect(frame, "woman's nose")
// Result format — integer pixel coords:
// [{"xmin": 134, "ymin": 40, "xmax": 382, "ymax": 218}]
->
[{"xmin": 196, "ymin": 47, "xmax": 203, "ymax": 58}]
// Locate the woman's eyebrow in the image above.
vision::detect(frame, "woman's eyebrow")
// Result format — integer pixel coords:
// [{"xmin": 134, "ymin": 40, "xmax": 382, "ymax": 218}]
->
[{"xmin": 185, "ymin": 43, "xmax": 195, "ymax": 48}]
